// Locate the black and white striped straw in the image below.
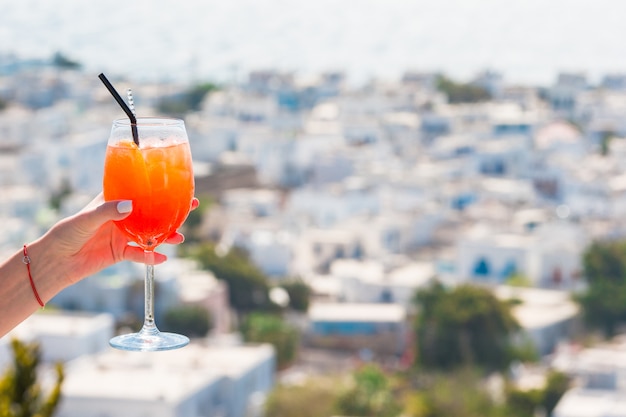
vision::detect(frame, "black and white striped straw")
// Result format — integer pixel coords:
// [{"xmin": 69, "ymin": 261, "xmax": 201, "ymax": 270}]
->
[{"xmin": 127, "ymin": 88, "xmax": 137, "ymax": 118}]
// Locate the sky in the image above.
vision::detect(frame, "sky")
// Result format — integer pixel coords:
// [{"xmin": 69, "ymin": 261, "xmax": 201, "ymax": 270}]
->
[{"xmin": 3, "ymin": 0, "xmax": 626, "ymax": 86}]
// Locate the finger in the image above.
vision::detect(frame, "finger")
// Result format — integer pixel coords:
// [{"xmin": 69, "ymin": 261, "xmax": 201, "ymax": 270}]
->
[
  {"xmin": 70, "ymin": 200, "xmax": 133, "ymax": 235},
  {"xmin": 164, "ymin": 232, "xmax": 185, "ymax": 245},
  {"xmin": 79, "ymin": 193, "xmax": 105, "ymax": 213},
  {"xmin": 123, "ymin": 246, "xmax": 167, "ymax": 264}
]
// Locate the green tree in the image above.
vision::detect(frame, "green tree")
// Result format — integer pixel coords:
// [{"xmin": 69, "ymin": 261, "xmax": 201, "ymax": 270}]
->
[
  {"xmin": 402, "ymin": 370, "xmax": 507, "ymax": 417},
  {"xmin": 241, "ymin": 313, "xmax": 298, "ymax": 369},
  {"xmin": 48, "ymin": 178, "xmax": 73, "ymax": 211},
  {"xmin": 157, "ymin": 82, "xmax": 219, "ymax": 115},
  {"xmin": 186, "ymin": 83, "xmax": 219, "ymax": 111},
  {"xmin": 505, "ymin": 387, "xmax": 542, "ymax": 417},
  {"xmin": 265, "ymin": 378, "xmax": 338, "ymax": 417},
  {"xmin": 162, "ymin": 305, "xmax": 212, "ymax": 338},
  {"xmin": 414, "ymin": 282, "xmax": 520, "ymax": 371},
  {"xmin": 51, "ymin": 51, "xmax": 81, "ymax": 69},
  {"xmin": 577, "ymin": 240, "xmax": 626, "ymax": 336},
  {"xmin": 0, "ymin": 339, "xmax": 64, "ymax": 417},
  {"xmin": 280, "ymin": 280, "xmax": 311, "ymax": 312},
  {"xmin": 542, "ymin": 370, "xmax": 570, "ymax": 415},
  {"xmin": 188, "ymin": 243, "xmax": 272, "ymax": 313},
  {"xmin": 600, "ymin": 131, "xmax": 615, "ymax": 156},
  {"xmin": 505, "ymin": 272, "xmax": 532, "ymax": 287},
  {"xmin": 436, "ymin": 75, "xmax": 491, "ymax": 103},
  {"xmin": 504, "ymin": 370, "xmax": 570, "ymax": 417},
  {"xmin": 335, "ymin": 364, "xmax": 402, "ymax": 417}
]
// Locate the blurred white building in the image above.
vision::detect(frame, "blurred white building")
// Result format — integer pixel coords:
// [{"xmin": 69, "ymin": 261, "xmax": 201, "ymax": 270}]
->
[
  {"xmin": 0, "ymin": 184, "xmax": 47, "ymax": 221},
  {"xmin": 306, "ymin": 302, "xmax": 408, "ymax": 356},
  {"xmin": 0, "ymin": 310, "xmax": 114, "ymax": 365},
  {"xmin": 51, "ymin": 258, "xmax": 232, "ymax": 333},
  {"xmin": 494, "ymin": 286, "xmax": 580, "ymax": 356},
  {"xmin": 552, "ymin": 338, "xmax": 626, "ymax": 417},
  {"xmin": 55, "ymin": 343, "xmax": 275, "ymax": 417},
  {"xmin": 329, "ymin": 259, "xmax": 435, "ymax": 306},
  {"xmin": 177, "ymin": 269, "xmax": 231, "ymax": 335},
  {"xmin": 456, "ymin": 220, "xmax": 586, "ymax": 288},
  {"xmin": 0, "ymin": 184, "xmax": 47, "ymax": 253},
  {"xmin": 553, "ymin": 389, "xmax": 626, "ymax": 417},
  {"xmin": 1, "ymin": 311, "xmax": 271, "ymax": 417}
]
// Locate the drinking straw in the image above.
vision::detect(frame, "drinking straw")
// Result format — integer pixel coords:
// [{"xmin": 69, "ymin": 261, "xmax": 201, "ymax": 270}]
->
[
  {"xmin": 98, "ymin": 73, "xmax": 139, "ymax": 146},
  {"xmin": 127, "ymin": 88, "xmax": 137, "ymax": 118}
]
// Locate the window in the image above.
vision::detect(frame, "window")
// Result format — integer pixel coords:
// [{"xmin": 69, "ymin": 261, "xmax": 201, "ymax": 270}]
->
[
  {"xmin": 380, "ymin": 289, "xmax": 394, "ymax": 303},
  {"xmin": 473, "ymin": 257, "xmax": 490, "ymax": 277},
  {"xmin": 500, "ymin": 260, "xmax": 517, "ymax": 281}
]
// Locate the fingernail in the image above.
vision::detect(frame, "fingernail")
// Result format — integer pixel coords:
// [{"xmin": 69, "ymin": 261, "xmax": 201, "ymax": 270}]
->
[{"xmin": 116, "ymin": 200, "xmax": 133, "ymax": 214}]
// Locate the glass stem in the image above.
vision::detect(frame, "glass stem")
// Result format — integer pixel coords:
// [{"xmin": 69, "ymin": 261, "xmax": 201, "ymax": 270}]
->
[{"xmin": 141, "ymin": 250, "xmax": 158, "ymax": 335}]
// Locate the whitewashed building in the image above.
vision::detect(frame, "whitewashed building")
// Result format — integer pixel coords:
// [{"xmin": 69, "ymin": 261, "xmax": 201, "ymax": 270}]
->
[
  {"xmin": 0, "ymin": 105, "xmax": 36, "ymax": 148},
  {"xmin": 576, "ymin": 89, "xmax": 626, "ymax": 142},
  {"xmin": 473, "ymin": 137, "xmax": 533, "ymax": 179},
  {"xmin": 215, "ymin": 189, "xmax": 295, "ymax": 277},
  {"xmin": 177, "ymin": 269, "xmax": 232, "ymax": 335},
  {"xmin": 330, "ymin": 259, "xmax": 435, "ymax": 307},
  {"xmin": 306, "ymin": 302, "xmax": 408, "ymax": 356},
  {"xmin": 287, "ymin": 183, "xmax": 379, "ymax": 228},
  {"xmin": 455, "ymin": 220, "xmax": 586, "ymax": 288},
  {"xmin": 55, "ymin": 343, "xmax": 275, "ymax": 417},
  {"xmin": 0, "ymin": 184, "xmax": 51, "ymax": 256},
  {"xmin": 51, "ymin": 257, "xmax": 232, "ymax": 330},
  {"xmin": 548, "ymin": 72, "xmax": 588, "ymax": 117},
  {"xmin": 551, "ymin": 338, "xmax": 626, "ymax": 417},
  {"xmin": 553, "ymin": 389, "xmax": 626, "ymax": 417},
  {"xmin": 50, "ymin": 261, "xmax": 147, "ymax": 319},
  {"xmin": 1, "ymin": 311, "xmax": 114, "ymax": 364},
  {"xmin": 0, "ymin": 184, "xmax": 47, "ymax": 221},
  {"xmin": 494, "ymin": 286, "xmax": 580, "ymax": 356},
  {"xmin": 292, "ymin": 227, "xmax": 363, "ymax": 276}
]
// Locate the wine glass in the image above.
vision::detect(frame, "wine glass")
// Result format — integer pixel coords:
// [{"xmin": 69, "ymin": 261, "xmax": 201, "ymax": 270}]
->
[{"xmin": 103, "ymin": 117, "xmax": 195, "ymax": 351}]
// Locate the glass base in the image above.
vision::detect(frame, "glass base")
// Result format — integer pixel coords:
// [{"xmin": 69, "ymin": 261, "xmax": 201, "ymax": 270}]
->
[{"xmin": 110, "ymin": 329, "xmax": 189, "ymax": 352}]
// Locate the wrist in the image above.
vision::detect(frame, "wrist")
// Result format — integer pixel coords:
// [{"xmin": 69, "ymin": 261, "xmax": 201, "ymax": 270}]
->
[
  {"xmin": 24, "ymin": 235, "xmax": 72, "ymax": 305},
  {"xmin": 22, "ymin": 245, "xmax": 44, "ymax": 307}
]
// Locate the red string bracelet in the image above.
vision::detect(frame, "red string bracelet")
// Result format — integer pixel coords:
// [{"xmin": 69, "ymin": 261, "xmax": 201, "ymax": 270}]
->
[{"xmin": 22, "ymin": 244, "xmax": 44, "ymax": 308}]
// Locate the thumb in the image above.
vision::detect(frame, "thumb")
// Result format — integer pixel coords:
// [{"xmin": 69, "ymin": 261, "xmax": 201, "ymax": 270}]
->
[{"xmin": 75, "ymin": 200, "xmax": 133, "ymax": 232}]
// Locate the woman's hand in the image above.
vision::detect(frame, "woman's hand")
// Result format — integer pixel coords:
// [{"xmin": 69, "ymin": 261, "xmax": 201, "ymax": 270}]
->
[{"xmin": 38, "ymin": 193, "xmax": 199, "ymax": 286}]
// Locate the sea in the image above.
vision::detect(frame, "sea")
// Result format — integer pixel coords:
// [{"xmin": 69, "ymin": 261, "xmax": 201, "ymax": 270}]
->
[{"xmin": 3, "ymin": 0, "xmax": 626, "ymax": 87}]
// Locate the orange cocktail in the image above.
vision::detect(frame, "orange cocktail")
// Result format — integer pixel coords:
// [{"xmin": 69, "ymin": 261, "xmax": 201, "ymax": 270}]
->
[{"xmin": 103, "ymin": 119, "xmax": 194, "ymax": 251}]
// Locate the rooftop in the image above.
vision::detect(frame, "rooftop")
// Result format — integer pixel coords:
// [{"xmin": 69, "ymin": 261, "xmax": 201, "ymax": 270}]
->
[
  {"xmin": 494, "ymin": 286, "xmax": 579, "ymax": 329},
  {"xmin": 386, "ymin": 262, "xmax": 436, "ymax": 286},
  {"xmin": 553, "ymin": 388, "xmax": 626, "ymax": 417},
  {"xmin": 61, "ymin": 343, "xmax": 274, "ymax": 403},
  {"xmin": 177, "ymin": 270, "xmax": 223, "ymax": 303},
  {"xmin": 7, "ymin": 310, "xmax": 114, "ymax": 339},
  {"xmin": 309, "ymin": 302, "xmax": 406, "ymax": 322}
]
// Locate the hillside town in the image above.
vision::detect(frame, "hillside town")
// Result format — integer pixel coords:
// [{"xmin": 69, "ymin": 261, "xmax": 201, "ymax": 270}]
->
[{"xmin": 3, "ymin": 55, "xmax": 626, "ymax": 416}]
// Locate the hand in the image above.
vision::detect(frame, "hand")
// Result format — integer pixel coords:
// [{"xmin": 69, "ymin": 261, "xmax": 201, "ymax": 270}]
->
[{"xmin": 39, "ymin": 193, "xmax": 199, "ymax": 286}]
